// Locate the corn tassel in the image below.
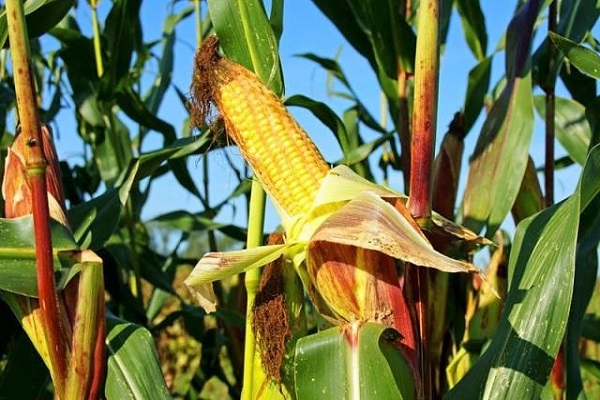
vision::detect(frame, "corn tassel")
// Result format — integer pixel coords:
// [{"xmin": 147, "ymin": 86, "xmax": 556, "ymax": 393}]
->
[{"xmin": 190, "ymin": 36, "xmax": 329, "ymax": 218}]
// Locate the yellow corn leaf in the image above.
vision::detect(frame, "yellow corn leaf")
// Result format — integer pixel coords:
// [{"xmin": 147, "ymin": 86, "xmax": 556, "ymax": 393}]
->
[{"xmin": 184, "ymin": 243, "xmax": 303, "ymax": 313}]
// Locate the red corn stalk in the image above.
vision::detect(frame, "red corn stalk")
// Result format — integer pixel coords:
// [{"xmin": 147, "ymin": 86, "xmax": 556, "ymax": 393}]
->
[{"xmin": 4, "ymin": 0, "xmax": 68, "ymax": 388}]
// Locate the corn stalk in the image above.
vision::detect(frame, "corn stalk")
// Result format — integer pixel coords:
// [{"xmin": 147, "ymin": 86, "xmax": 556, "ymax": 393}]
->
[{"xmin": 4, "ymin": 0, "xmax": 67, "ymax": 393}]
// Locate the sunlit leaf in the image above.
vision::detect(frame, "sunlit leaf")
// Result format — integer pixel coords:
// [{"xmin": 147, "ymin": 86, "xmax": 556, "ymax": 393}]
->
[
  {"xmin": 312, "ymin": 191, "xmax": 481, "ymax": 275},
  {"xmin": 0, "ymin": 217, "xmax": 79, "ymax": 297},
  {"xmin": 462, "ymin": 73, "xmax": 534, "ymax": 237},
  {"xmin": 0, "ymin": 0, "xmax": 75, "ymax": 47},
  {"xmin": 208, "ymin": 0, "xmax": 283, "ymax": 94},
  {"xmin": 184, "ymin": 244, "xmax": 301, "ymax": 312},
  {"xmin": 105, "ymin": 315, "xmax": 171, "ymax": 400},
  {"xmin": 447, "ymin": 195, "xmax": 578, "ymax": 398},
  {"xmin": 294, "ymin": 323, "xmax": 415, "ymax": 399},
  {"xmin": 462, "ymin": 0, "xmax": 541, "ymax": 237},
  {"xmin": 550, "ymin": 32, "xmax": 600, "ymax": 80},
  {"xmin": 447, "ymin": 145, "xmax": 600, "ymax": 399},
  {"xmin": 456, "ymin": 0, "xmax": 488, "ymax": 60}
]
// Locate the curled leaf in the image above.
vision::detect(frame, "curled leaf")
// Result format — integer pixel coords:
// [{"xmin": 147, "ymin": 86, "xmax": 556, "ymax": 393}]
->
[
  {"xmin": 311, "ymin": 191, "xmax": 481, "ymax": 275},
  {"xmin": 184, "ymin": 244, "xmax": 300, "ymax": 313}
]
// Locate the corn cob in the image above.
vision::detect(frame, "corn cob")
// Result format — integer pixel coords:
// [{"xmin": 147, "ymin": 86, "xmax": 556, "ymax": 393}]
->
[{"xmin": 190, "ymin": 36, "xmax": 329, "ymax": 217}]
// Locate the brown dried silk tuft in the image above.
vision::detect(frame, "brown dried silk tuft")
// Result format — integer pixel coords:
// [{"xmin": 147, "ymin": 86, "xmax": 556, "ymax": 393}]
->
[{"xmin": 253, "ymin": 233, "xmax": 290, "ymax": 386}]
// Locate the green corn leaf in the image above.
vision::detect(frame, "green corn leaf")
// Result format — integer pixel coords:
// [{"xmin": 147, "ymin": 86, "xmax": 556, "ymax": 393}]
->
[
  {"xmin": 105, "ymin": 314, "xmax": 171, "ymax": 400},
  {"xmin": 463, "ymin": 57, "xmax": 492, "ymax": 133},
  {"xmin": 294, "ymin": 323, "xmax": 415, "ymax": 399},
  {"xmin": 446, "ymin": 144, "xmax": 600, "ymax": 399},
  {"xmin": 0, "ymin": 0, "xmax": 75, "ymax": 47},
  {"xmin": 207, "ymin": 0, "xmax": 283, "ymax": 94},
  {"xmin": 456, "ymin": 0, "xmax": 488, "ymax": 61},
  {"xmin": 68, "ymin": 161, "xmax": 138, "ymax": 250},
  {"xmin": 533, "ymin": 0, "xmax": 599, "ymax": 86},
  {"xmin": 462, "ymin": 73, "xmax": 534, "ymax": 236},
  {"xmin": 103, "ymin": 0, "xmax": 142, "ymax": 90},
  {"xmin": 143, "ymin": 7, "xmax": 193, "ymax": 116},
  {"xmin": 149, "ymin": 210, "xmax": 247, "ymax": 243},
  {"xmin": 0, "ymin": 217, "xmax": 79, "ymax": 297},
  {"xmin": 550, "ymin": 32, "xmax": 600, "ymax": 80},
  {"xmin": 534, "ymin": 95, "xmax": 591, "ymax": 166},
  {"xmin": 511, "ymin": 156, "xmax": 543, "ymax": 224}
]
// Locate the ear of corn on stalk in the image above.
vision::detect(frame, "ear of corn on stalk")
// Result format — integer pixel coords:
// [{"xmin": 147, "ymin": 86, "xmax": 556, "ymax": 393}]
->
[{"xmin": 185, "ymin": 37, "xmax": 494, "ymax": 388}]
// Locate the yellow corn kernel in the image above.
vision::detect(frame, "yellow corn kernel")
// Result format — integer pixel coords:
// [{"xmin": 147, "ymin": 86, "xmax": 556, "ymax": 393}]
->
[{"xmin": 191, "ymin": 36, "xmax": 329, "ymax": 217}]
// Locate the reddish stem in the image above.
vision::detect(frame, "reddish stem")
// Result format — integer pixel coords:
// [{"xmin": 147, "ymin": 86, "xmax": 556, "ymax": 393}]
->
[
  {"xmin": 407, "ymin": 0, "xmax": 440, "ymax": 220},
  {"xmin": 5, "ymin": 0, "xmax": 67, "ymax": 392},
  {"xmin": 398, "ymin": 69, "xmax": 412, "ymax": 190},
  {"xmin": 32, "ymin": 172, "xmax": 68, "ymax": 391}
]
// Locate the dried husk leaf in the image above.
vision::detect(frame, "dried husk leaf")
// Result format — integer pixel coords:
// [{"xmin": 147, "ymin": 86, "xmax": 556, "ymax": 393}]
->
[
  {"xmin": 184, "ymin": 244, "xmax": 299, "ymax": 313},
  {"xmin": 2, "ymin": 125, "xmax": 68, "ymax": 225},
  {"xmin": 311, "ymin": 191, "xmax": 482, "ymax": 275}
]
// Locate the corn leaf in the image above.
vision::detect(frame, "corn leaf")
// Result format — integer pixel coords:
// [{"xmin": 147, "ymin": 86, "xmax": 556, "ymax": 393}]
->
[
  {"xmin": 207, "ymin": 0, "xmax": 283, "ymax": 94},
  {"xmin": 69, "ymin": 161, "xmax": 138, "ymax": 250},
  {"xmin": 533, "ymin": 0, "xmax": 600, "ymax": 86},
  {"xmin": 103, "ymin": 0, "xmax": 142, "ymax": 90},
  {"xmin": 0, "ymin": 217, "xmax": 79, "ymax": 297},
  {"xmin": 462, "ymin": 71, "xmax": 534, "ymax": 237},
  {"xmin": 456, "ymin": 0, "xmax": 488, "ymax": 61},
  {"xmin": 285, "ymin": 94, "xmax": 349, "ymax": 154},
  {"xmin": 446, "ymin": 144, "xmax": 600, "ymax": 399},
  {"xmin": 294, "ymin": 323, "xmax": 415, "ymax": 399},
  {"xmin": 550, "ymin": 32, "xmax": 600, "ymax": 80},
  {"xmin": 149, "ymin": 210, "xmax": 247, "ymax": 243},
  {"xmin": 447, "ymin": 196, "xmax": 578, "ymax": 399},
  {"xmin": 345, "ymin": 0, "xmax": 415, "ymax": 76},
  {"xmin": 534, "ymin": 95, "xmax": 591, "ymax": 165},
  {"xmin": 462, "ymin": 1, "xmax": 542, "ymax": 237},
  {"xmin": 312, "ymin": 165, "xmax": 401, "ymax": 207},
  {"xmin": 463, "ymin": 57, "xmax": 492, "ymax": 133},
  {"xmin": 142, "ymin": 7, "xmax": 193, "ymax": 117},
  {"xmin": 184, "ymin": 244, "xmax": 301, "ymax": 313},
  {"xmin": 105, "ymin": 314, "xmax": 170, "ymax": 400},
  {"xmin": 311, "ymin": 191, "xmax": 481, "ymax": 275},
  {"xmin": 0, "ymin": 0, "xmax": 75, "ymax": 47},
  {"xmin": 511, "ymin": 156, "xmax": 544, "ymax": 224}
]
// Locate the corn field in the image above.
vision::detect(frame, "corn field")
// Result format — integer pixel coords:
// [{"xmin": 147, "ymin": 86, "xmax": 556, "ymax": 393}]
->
[{"xmin": 0, "ymin": 1, "xmax": 599, "ymax": 399}]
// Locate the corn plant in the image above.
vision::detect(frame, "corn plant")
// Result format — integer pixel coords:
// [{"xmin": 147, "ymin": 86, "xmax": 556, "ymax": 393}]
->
[{"xmin": 0, "ymin": 0, "xmax": 599, "ymax": 399}]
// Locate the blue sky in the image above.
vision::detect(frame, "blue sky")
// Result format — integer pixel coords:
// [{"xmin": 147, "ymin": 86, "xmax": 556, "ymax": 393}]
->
[{"xmin": 51, "ymin": 1, "xmax": 587, "ymax": 237}]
